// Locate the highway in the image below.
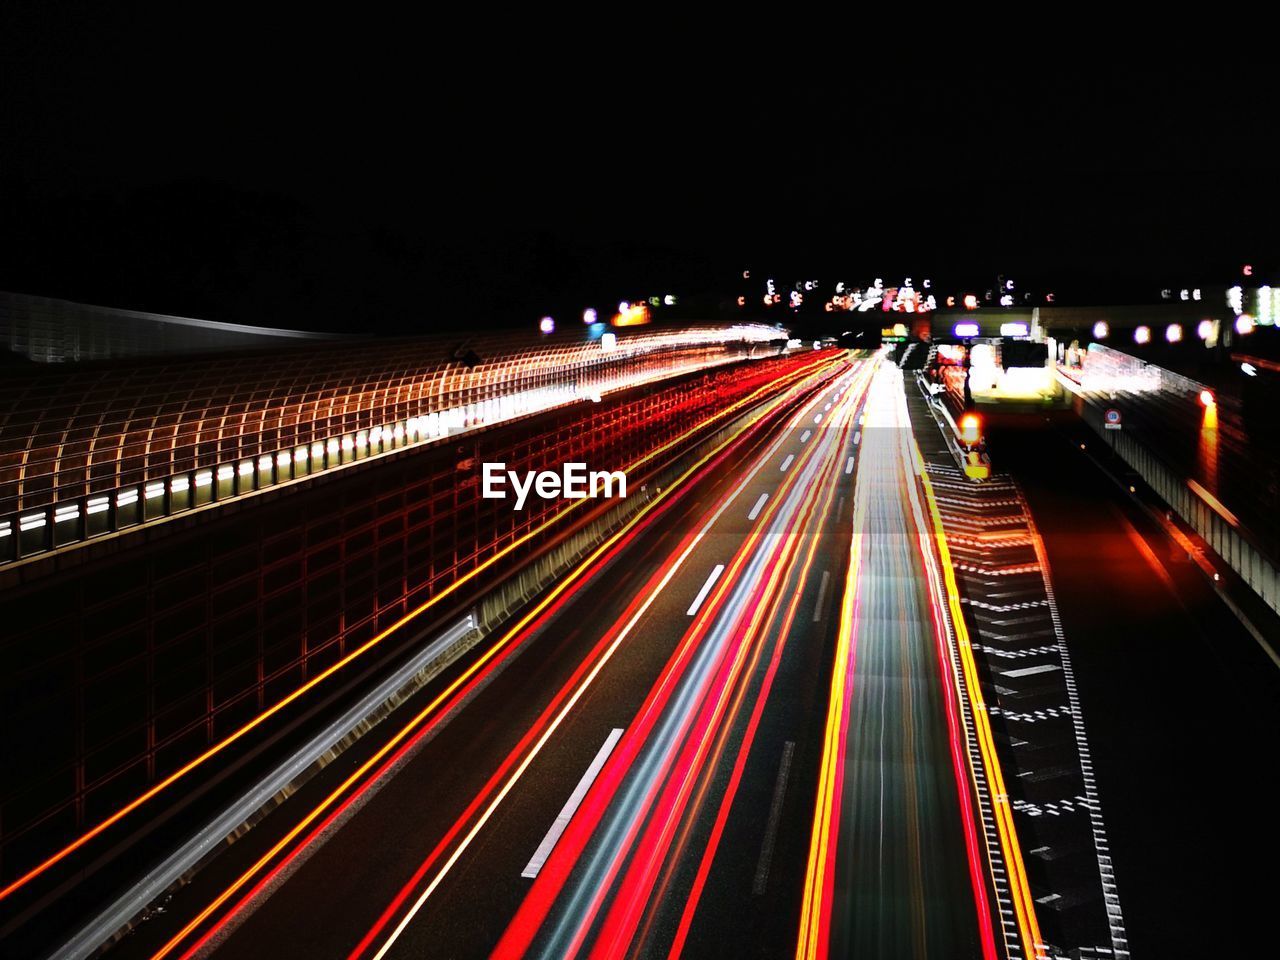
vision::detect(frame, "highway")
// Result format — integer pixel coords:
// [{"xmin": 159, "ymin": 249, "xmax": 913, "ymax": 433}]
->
[
  {"xmin": 90, "ymin": 354, "xmax": 863, "ymax": 959},
  {"xmin": 798, "ymin": 366, "xmax": 993, "ymax": 960},
  {"xmin": 68, "ymin": 355, "xmax": 1008, "ymax": 960},
  {"xmin": 989, "ymin": 412, "xmax": 1280, "ymax": 958},
  {"xmin": 1069, "ymin": 373, "xmax": 1280, "ymax": 563}
]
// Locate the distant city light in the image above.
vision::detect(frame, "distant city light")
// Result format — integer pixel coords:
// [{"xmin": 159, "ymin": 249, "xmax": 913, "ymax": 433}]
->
[
  {"xmin": 954, "ymin": 322, "xmax": 980, "ymax": 338},
  {"xmin": 1199, "ymin": 389, "xmax": 1216, "ymax": 408},
  {"xmin": 1196, "ymin": 320, "xmax": 1215, "ymax": 340},
  {"xmin": 1000, "ymin": 322, "xmax": 1029, "ymax": 337},
  {"xmin": 1134, "ymin": 325, "xmax": 1151, "ymax": 345},
  {"xmin": 663, "ymin": 294, "xmax": 676, "ymax": 306},
  {"xmin": 963, "ymin": 294, "xmax": 979, "ymax": 310},
  {"xmin": 619, "ymin": 301, "xmax": 630, "ymax": 313},
  {"xmin": 1244, "ymin": 264, "xmax": 1254, "ymax": 276},
  {"xmin": 959, "ymin": 413, "xmax": 982, "ymax": 444},
  {"xmin": 1236, "ymin": 315, "xmax": 1255, "ymax": 335},
  {"xmin": 1242, "ymin": 362, "xmax": 1258, "ymax": 377},
  {"xmin": 1093, "ymin": 321, "xmax": 1109, "ymax": 340},
  {"xmin": 539, "ymin": 316, "xmax": 555, "ymax": 334},
  {"xmin": 1165, "ymin": 323, "xmax": 1182, "ymax": 343},
  {"xmin": 614, "ymin": 303, "xmax": 650, "ymax": 326},
  {"xmin": 583, "ymin": 307, "xmax": 597, "ymax": 324},
  {"xmin": 1227, "ymin": 286, "xmax": 1244, "ymax": 315}
]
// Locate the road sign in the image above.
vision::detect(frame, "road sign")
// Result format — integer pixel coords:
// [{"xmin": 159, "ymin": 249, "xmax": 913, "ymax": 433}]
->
[{"xmin": 1104, "ymin": 408, "xmax": 1122, "ymax": 430}]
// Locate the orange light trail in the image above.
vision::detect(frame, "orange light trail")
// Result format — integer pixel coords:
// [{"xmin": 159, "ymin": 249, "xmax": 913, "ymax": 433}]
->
[
  {"xmin": 484, "ymin": 365, "xmax": 866, "ymax": 960},
  {"xmin": 0, "ymin": 351, "xmax": 842, "ymax": 906},
  {"xmin": 147, "ymin": 355, "xmax": 850, "ymax": 960},
  {"xmin": 911, "ymin": 437, "xmax": 1046, "ymax": 959}
]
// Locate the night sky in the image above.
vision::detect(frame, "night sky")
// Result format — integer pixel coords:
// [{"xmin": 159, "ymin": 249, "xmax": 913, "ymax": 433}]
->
[{"xmin": 2, "ymin": 14, "xmax": 1276, "ymax": 333}]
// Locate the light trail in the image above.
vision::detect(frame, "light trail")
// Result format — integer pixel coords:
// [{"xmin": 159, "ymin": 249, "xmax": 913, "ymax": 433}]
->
[
  {"xmin": 797, "ymin": 363, "xmax": 1003, "ymax": 960},
  {"xmin": 0, "ymin": 351, "xmax": 843, "ymax": 907},
  {"xmin": 144, "ymin": 358, "xmax": 851, "ymax": 960},
  {"xmin": 352, "ymin": 362, "xmax": 858, "ymax": 960},
  {"xmin": 487, "ymin": 362, "xmax": 875, "ymax": 959},
  {"xmin": 910, "ymin": 405, "xmax": 1045, "ymax": 959}
]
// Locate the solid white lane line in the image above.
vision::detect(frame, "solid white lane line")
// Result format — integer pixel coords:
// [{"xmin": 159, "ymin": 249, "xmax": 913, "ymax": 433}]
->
[
  {"xmin": 688, "ymin": 564, "xmax": 726, "ymax": 616},
  {"xmin": 748, "ymin": 493, "xmax": 769, "ymax": 521},
  {"xmin": 801, "ymin": 430, "xmax": 812, "ymax": 443},
  {"xmin": 780, "ymin": 454, "xmax": 795, "ymax": 472},
  {"xmin": 812, "ymin": 570, "xmax": 831, "ymax": 622},
  {"xmin": 845, "ymin": 456, "xmax": 855, "ymax": 475},
  {"xmin": 522, "ymin": 728, "xmax": 623, "ymax": 879}
]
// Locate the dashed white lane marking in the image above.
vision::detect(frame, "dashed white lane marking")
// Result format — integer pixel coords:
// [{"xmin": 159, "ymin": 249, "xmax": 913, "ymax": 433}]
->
[
  {"xmin": 521, "ymin": 728, "xmax": 623, "ymax": 878},
  {"xmin": 748, "ymin": 493, "xmax": 769, "ymax": 521},
  {"xmin": 752, "ymin": 740, "xmax": 795, "ymax": 895},
  {"xmin": 814, "ymin": 414, "xmax": 822, "ymax": 424},
  {"xmin": 801, "ymin": 430, "xmax": 812, "ymax": 443},
  {"xmin": 853, "ymin": 430, "xmax": 861, "ymax": 445},
  {"xmin": 1002, "ymin": 663, "xmax": 1062, "ymax": 678},
  {"xmin": 687, "ymin": 564, "xmax": 726, "ymax": 616},
  {"xmin": 812, "ymin": 570, "xmax": 831, "ymax": 622},
  {"xmin": 845, "ymin": 456, "xmax": 855, "ymax": 475},
  {"xmin": 780, "ymin": 454, "xmax": 795, "ymax": 472}
]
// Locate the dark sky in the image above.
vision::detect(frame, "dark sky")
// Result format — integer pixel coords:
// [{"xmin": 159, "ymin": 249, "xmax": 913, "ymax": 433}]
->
[{"xmin": 2, "ymin": 13, "xmax": 1277, "ymax": 332}]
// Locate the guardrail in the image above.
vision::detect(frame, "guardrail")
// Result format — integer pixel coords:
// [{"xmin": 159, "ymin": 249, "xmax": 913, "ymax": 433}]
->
[
  {"xmin": 913, "ymin": 374, "xmax": 991, "ymax": 480},
  {"xmin": 1062, "ymin": 373, "xmax": 1280, "ymax": 618},
  {"xmin": 0, "ymin": 328, "xmax": 783, "ymax": 569}
]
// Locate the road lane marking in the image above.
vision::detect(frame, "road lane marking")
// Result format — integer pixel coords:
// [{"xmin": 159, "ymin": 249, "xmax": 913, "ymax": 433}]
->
[
  {"xmin": 522, "ymin": 728, "xmax": 623, "ymax": 879},
  {"xmin": 780, "ymin": 454, "xmax": 794, "ymax": 472},
  {"xmin": 801, "ymin": 430, "xmax": 812, "ymax": 443},
  {"xmin": 836, "ymin": 496, "xmax": 845, "ymax": 520},
  {"xmin": 845, "ymin": 456, "xmax": 855, "ymax": 475},
  {"xmin": 748, "ymin": 493, "xmax": 769, "ymax": 521},
  {"xmin": 812, "ymin": 571, "xmax": 831, "ymax": 622},
  {"xmin": 1001, "ymin": 663, "xmax": 1061, "ymax": 678},
  {"xmin": 814, "ymin": 414, "xmax": 822, "ymax": 424},
  {"xmin": 687, "ymin": 564, "xmax": 726, "ymax": 616},
  {"xmin": 752, "ymin": 741, "xmax": 795, "ymax": 895},
  {"xmin": 853, "ymin": 430, "xmax": 861, "ymax": 445}
]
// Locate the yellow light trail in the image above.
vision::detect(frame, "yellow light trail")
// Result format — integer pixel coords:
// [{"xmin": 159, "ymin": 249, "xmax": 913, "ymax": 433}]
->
[
  {"xmin": 910, "ymin": 438, "xmax": 1047, "ymax": 960},
  {"xmin": 148, "ymin": 357, "xmax": 851, "ymax": 960},
  {"xmin": 0, "ymin": 351, "xmax": 843, "ymax": 905}
]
